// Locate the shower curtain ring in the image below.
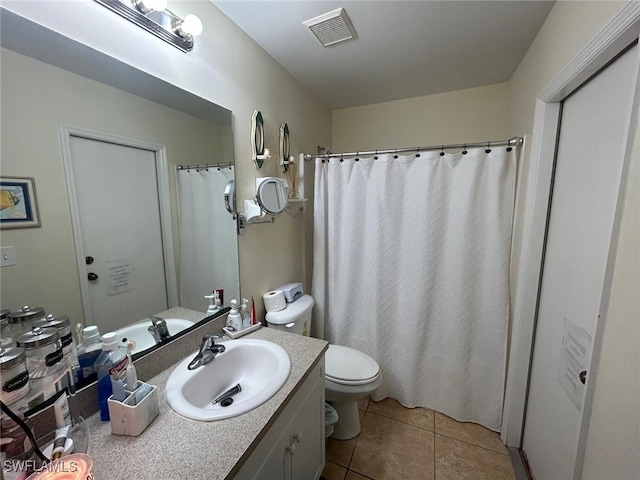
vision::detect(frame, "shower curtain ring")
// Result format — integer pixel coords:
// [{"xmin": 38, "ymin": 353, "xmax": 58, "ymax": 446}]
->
[
  {"xmin": 374, "ymin": 150, "xmax": 378, "ymax": 160},
  {"xmin": 393, "ymin": 148, "xmax": 398, "ymax": 159},
  {"xmin": 486, "ymin": 142, "xmax": 492, "ymax": 154},
  {"xmin": 415, "ymin": 147, "xmax": 420, "ymax": 158},
  {"xmin": 463, "ymin": 144, "xmax": 468, "ymax": 155},
  {"xmin": 440, "ymin": 145, "xmax": 445, "ymax": 157}
]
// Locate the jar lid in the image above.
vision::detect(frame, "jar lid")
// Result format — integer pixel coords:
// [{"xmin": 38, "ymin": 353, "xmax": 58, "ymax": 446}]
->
[
  {"xmin": 35, "ymin": 314, "xmax": 70, "ymax": 330},
  {"xmin": 0, "ymin": 309, "xmax": 10, "ymax": 320},
  {"xmin": 9, "ymin": 306, "xmax": 46, "ymax": 324},
  {"xmin": 15, "ymin": 326, "xmax": 59, "ymax": 348},
  {"xmin": 0, "ymin": 346, "xmax": 26, "ymax": 370}
]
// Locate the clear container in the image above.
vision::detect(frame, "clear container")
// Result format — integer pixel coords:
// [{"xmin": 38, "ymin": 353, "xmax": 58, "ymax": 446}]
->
[
  {"xmin": 0, "ymin": 346, "xmax": 30, "ymax": 405},
  {"xmin": 0, "ymin": 411, "xmax": 34, "ymax": 462},
  {"xmin": 5, "ymin": 306, "xmax": 46, "ymax": 343},
  {"xmin": 77, "ymin": 326, "xmax": 102, "ymax": 380},
  {"xmin": 35, "ymin": 314, "xmax": 79, "ymax": 384},
  {"xmin": 15, "ymin": 327, "xmax": 64, "ymax": 380}
]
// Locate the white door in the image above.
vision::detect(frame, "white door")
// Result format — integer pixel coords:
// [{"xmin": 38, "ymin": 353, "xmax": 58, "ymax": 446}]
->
[
  {"xmin": 68, "ymin": 135, "xmax": 169, "ymax": 333},
  {"xmin": 522, "ymin": 45, "xmax": 637, "ymax": 479}
]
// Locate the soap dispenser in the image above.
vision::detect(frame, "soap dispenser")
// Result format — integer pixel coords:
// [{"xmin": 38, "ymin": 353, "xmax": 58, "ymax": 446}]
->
[
  {"xmin": 205, "ymin": 292, "xmax": 221, "ymax": 315},
  {"xmin": 226, "ymin": 299, "xmax": 243, "ymax": 331}
]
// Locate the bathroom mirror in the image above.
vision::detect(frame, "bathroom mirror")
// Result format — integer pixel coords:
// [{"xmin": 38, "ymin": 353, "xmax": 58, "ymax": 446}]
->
[
  {"xmin": 0, "ymin": 10, "xmax": 240, "ymax": 408},
  {"xmin": 256, "ymin": 178, "xmax": 288, "ymax": 215},
  {"xmin": 279, "ymin": 123, "xmax": 290, "ymax": 173},
  {"xmin": 251, "ymin": 110, "xmax": 266, "ymax": 169}
]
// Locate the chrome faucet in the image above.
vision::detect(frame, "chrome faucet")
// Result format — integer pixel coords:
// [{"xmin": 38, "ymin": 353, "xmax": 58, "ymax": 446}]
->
[
  {"xmin": 188, "ymin": 333, "xmax": 226, "ymax": 370},
  {"xmin": 148, "ymin": 315, "xmax": 171, "ymax": 344}
]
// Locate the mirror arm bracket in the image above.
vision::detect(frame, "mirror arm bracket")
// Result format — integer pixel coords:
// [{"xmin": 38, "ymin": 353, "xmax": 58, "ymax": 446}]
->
[{"xmin": 236, "ymin": 213, "xmax": 275, "ymax": 235}]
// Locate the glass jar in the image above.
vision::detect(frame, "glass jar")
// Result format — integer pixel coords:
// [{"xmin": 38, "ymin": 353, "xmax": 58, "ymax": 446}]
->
[
  {"xmin": 15, "ymin": 327, "xmax": 64, "ymax": 380},
  {"xmin": 35, "ymin": 314, "xmax": 79, "ymax": 379},
  {"xmin": 6, "ymin": 306, "xmax": 46, "ymax": 343},
  {"xmin": 0, "ymin": 411, "xmax": 34, "ymax": 462},
  {"xmin": 0, "ymin": 309, "xmax": 12, "ymax": 348},
  {"xmin": 0, "ymin": 346, "xmax": 30, "ymax": 405}
]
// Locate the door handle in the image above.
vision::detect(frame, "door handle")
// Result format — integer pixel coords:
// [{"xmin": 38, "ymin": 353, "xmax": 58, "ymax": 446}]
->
[
  {"xmin": 88, "ymin": 272, "xmax": 99, "ymax": 281},
  {"xmin": 85, "ymin": 256, "xmax": 94, "ymax": 265},
  {"xmin": 579, "ymin": 370, "xmax": 587, "ymax": 385}
]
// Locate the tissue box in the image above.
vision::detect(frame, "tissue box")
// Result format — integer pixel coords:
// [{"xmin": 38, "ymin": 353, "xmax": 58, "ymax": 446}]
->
[
  {"xmin": 108, "ymin": 381, "xmax": 159, "ymax": 436},
  {"xmin": 277, "ymin": 282, "xmax": 303, "ymax": 303}
]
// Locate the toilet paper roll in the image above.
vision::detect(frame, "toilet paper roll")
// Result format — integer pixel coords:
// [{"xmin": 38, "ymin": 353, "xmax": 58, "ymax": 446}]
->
[{"xmin": 263, "ymin": 290, "xmax": 286, "ymax": 312}]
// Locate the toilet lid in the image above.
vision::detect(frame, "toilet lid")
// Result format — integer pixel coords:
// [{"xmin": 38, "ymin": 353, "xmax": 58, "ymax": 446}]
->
[{"xmin": 325, "ymin": 345, "xmax": 380, "ymax": 386}]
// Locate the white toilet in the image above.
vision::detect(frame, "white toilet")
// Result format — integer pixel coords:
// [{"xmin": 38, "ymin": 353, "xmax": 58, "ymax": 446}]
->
[{"xmin": 266, "ymin": 294, "xmax": 381, "ymax": 440}]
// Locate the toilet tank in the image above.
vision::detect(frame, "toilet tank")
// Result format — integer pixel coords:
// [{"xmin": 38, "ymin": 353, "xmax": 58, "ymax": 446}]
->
[{"xmin": 265, "ymin": 294, "xmax": 314, "ymax": 336}]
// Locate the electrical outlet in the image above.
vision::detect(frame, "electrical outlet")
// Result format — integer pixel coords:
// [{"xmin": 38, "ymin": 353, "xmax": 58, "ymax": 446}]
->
[{"xmin": 1, "ymin": 246, "xmax": 17, "ymax": 267}]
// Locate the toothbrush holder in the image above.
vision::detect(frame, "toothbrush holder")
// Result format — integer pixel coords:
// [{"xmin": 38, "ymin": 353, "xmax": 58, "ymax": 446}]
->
[{"xmin": 107, "ymin": 381, "xmax": 158, "ymax": 436}]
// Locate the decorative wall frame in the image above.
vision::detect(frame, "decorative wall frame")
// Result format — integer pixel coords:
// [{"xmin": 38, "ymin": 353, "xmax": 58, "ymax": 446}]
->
[
  {"xmin": 0, "ymin": 176, "xmax": 41, "ymax": 229},
  {"xmin": 251, "ymin": 110, "xmax": 266, "ymax": 169}
]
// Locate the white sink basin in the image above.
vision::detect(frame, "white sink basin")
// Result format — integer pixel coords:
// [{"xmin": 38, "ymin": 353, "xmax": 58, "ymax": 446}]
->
[
  {"xmin": 116, "ymin": 318, "xmax": 194, "ymax": 354},
  {"xmin": 165, "ymin": 338, "xmax": 291, "ymax": 421}
]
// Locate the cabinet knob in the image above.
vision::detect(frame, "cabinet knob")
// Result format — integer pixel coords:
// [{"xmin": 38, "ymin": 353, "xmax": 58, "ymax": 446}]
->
[
  {"xmin": 286, "ymin": 443, "xmax": 296, "ymax": 455},
  {"xmin": 292, "ymin": 433, "xmax": 302, "ymax": 444}
]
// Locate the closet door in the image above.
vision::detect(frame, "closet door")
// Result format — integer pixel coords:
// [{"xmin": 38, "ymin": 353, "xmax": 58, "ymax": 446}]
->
[{"xmin": 522, "ymin": 45, "xmax": 637, "ymax": 479}]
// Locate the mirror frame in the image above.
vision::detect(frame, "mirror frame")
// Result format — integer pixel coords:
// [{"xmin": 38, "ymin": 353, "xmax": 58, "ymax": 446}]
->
[{"xmin": 256, "ymin": 177, "xmax": 288, "ymax": 215}]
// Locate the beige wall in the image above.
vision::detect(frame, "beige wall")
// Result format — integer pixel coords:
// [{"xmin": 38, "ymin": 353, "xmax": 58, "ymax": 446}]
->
[
  {"xmin": 0, "ymin": 48, "xmax": 226, "ymax": 323},
  {"xmin": 332, "ymin": 83, "xmax": 509, "ymax": 152},
  {"xmin": 0, "ymin": 1, "xmax": 332, "ymax": 322}
]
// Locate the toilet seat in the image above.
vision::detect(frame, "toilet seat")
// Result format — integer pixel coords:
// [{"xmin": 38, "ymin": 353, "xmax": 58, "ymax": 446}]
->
[{"xmin": 325, "ymin": 344, "xmax": 380, "ymax": 386}]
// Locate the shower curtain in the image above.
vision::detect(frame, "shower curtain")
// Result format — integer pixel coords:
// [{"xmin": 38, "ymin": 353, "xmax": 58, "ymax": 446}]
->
[
  {"xmin": 177, "ymin": 167, "xmax": 239, "ymax": 311},
  {"xmin": 312, "ymin": 147, "xmax": 516, "ymax": 431}
]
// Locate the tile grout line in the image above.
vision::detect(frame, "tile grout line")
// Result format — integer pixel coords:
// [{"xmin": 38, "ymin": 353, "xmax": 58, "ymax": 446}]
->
[{"xmin": 434, "ymin": 431, "xmax": 511, "ymax": 457}]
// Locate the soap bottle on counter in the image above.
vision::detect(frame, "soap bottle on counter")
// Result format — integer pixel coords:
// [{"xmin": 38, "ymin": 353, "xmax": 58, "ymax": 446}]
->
[
  {"xmin": 93, "ymin": 332, "xmax": 128, "ymax": 421},
  {"xmin": 226, "ymin": 300, "xmax": 243, "ymax": 331}
]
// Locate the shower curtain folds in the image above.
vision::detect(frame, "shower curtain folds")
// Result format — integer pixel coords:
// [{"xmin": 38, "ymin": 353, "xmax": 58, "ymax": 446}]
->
[{"xmin": 312, "ymin": 146, "xmax": 517, "ymax": 431}]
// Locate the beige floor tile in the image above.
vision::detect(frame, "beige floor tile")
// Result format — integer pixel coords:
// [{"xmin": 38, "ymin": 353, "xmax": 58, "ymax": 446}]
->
[
  {"xmin": 435, "ymin": 412, "xmax": 507, "ymax": 454},
  {"xmin": 346, "ymin": 471, "xmax": 372, "ymax": 480},
  {"xmin": 326, "ymin": 437, "xmax": 358, "ymax": 468},
  {"xmin": 350, "ymin": 412, "xmax": 434, "ymax": 480},
  {"xmin": 368, "ymin": 398, "xmax": 434, "ymax": 432},
  {"xmin": 358, "ymin": 396, "xmax": 370, "ymax": 411},
  {"xmin": 322, "ymin": 460, "xmax": 347, "ymax": 480},
  {"xmin": 435, "ymin": 434, "xmax": 515, "ymax": 480}
]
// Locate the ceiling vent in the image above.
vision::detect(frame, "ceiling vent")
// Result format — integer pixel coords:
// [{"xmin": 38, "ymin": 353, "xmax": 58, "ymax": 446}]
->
[{"xmin": 303, "ymin": 8, "xmax": 357, "ymax": 47}]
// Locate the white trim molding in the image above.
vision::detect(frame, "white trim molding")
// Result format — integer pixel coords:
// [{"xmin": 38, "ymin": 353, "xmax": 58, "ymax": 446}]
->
[{"xmin": 502, "ymin": 0, "xmax": 640, "ymax": 452}]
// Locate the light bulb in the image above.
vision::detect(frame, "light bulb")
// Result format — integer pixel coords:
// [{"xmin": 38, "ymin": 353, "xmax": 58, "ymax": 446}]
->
[{"xmin": 179, "ymin": 14, "xmax": 203, "ymax": 37}]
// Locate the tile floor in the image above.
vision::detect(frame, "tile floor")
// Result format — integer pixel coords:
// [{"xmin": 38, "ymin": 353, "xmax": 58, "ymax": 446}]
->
[{"xmin": 322, "ymin": 397, "xmax": 516, "ymax": 480}]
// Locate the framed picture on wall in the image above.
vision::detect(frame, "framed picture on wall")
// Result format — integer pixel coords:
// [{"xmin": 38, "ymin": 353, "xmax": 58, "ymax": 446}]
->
[{"xmin": 0, "ymin": 176, "xmax": 41, "ymax": 229}]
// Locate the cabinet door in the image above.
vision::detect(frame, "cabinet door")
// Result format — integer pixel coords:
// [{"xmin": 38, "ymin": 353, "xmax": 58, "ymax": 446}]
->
[{"xmin": 290, "ymin": 372, "xmax": 324, "ymax": 480}]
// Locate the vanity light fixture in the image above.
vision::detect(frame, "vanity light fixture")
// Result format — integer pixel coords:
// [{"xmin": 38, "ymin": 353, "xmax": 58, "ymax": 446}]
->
[{"xmin": 94, "ymin": 0, "xmax": 203, "ymax": 52}]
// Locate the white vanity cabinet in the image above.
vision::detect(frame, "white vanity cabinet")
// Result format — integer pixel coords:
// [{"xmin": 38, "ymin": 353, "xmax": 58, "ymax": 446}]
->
[{"xmin": 235, "ymin": 358, "xmax": 325, "ymax": 480}]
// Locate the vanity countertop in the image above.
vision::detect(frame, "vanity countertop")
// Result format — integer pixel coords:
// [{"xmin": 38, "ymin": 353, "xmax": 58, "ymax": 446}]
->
[{"xmin": 85, "ymin": 326, "xmax": 328, "ymax": 479}]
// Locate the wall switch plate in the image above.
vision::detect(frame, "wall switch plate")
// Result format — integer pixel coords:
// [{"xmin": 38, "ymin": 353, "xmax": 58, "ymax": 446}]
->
[{"xmin": 1, "ymin": 246, "xmax": 17, "ymax": 267}]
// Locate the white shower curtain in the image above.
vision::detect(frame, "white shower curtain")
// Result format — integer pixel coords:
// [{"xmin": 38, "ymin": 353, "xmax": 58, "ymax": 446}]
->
[
  {"xmin": 312, "ymin": 147, "xmax": 516, "ymax": 431},
  {"xmin": 178, "ymin": 167, "xmax": 239, "ymax": 311}
]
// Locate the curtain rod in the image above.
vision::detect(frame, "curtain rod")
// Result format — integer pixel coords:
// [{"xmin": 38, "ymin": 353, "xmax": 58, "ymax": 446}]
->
[
  {"xmin": 175, "ymin": 161, "xmax": 234, "ymax": 171},
  {"xmin": 303, "ymin": 136, "xmax": 523, "ymax": 161}
]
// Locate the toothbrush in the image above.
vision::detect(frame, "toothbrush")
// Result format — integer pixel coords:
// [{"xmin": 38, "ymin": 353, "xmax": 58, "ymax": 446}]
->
[{"xmin": 125, "ymin": 341, "xmax": 138, "ymax": 390}]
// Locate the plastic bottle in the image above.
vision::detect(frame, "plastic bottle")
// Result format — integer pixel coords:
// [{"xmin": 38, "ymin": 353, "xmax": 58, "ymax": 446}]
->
[
  {"xmin": 93, "ymin": 332, "xmax": 128, "ymax": 421},
  {"xmin": 226, "ymin": 299, "xmax": 243, "ymax": 331},
  {"xmin": 76, "ymin": 325, "xmax": 102, "ymax": 380},
  {"xmin": 205, "ymin": 292, "xmax": 221, "ymax": 315},
  {"xmin": 241, "ymin": 298, "xmax": 251, "ymax": 328}
]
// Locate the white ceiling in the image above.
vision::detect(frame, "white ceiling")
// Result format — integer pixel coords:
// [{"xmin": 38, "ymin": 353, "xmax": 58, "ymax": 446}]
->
[{"xmin": 213, "ymin": 1, "xmax": 555, "ymax": 109}]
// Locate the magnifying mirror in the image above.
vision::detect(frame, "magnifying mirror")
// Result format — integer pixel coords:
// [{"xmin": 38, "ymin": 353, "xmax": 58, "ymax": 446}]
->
[
  {"xmin": 224, "ymin": 180, "xmax": 236, "ymax": 216},
  {"xmin": 256, "ymin": 178, "xmax": 288, "ymax": 214}
]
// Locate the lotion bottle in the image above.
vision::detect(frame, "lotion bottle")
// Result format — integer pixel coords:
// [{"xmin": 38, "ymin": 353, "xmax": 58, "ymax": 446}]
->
[{"xmin": 226, "ymin": 299, "xmax": 243, "ymax": 331}]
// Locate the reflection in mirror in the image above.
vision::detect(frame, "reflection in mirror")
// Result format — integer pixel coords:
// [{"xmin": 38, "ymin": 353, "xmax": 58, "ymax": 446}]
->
[
  {"xmin": 0, "ymin": 10, "xmax": 240, "ymax": 408},
  {"xmin": 256, "ymin": 178, "xmax": 289, "ymax": 215},
  {"xmin": 224, "ymin": 180, "xmax": 237, "ymax": 217}
]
